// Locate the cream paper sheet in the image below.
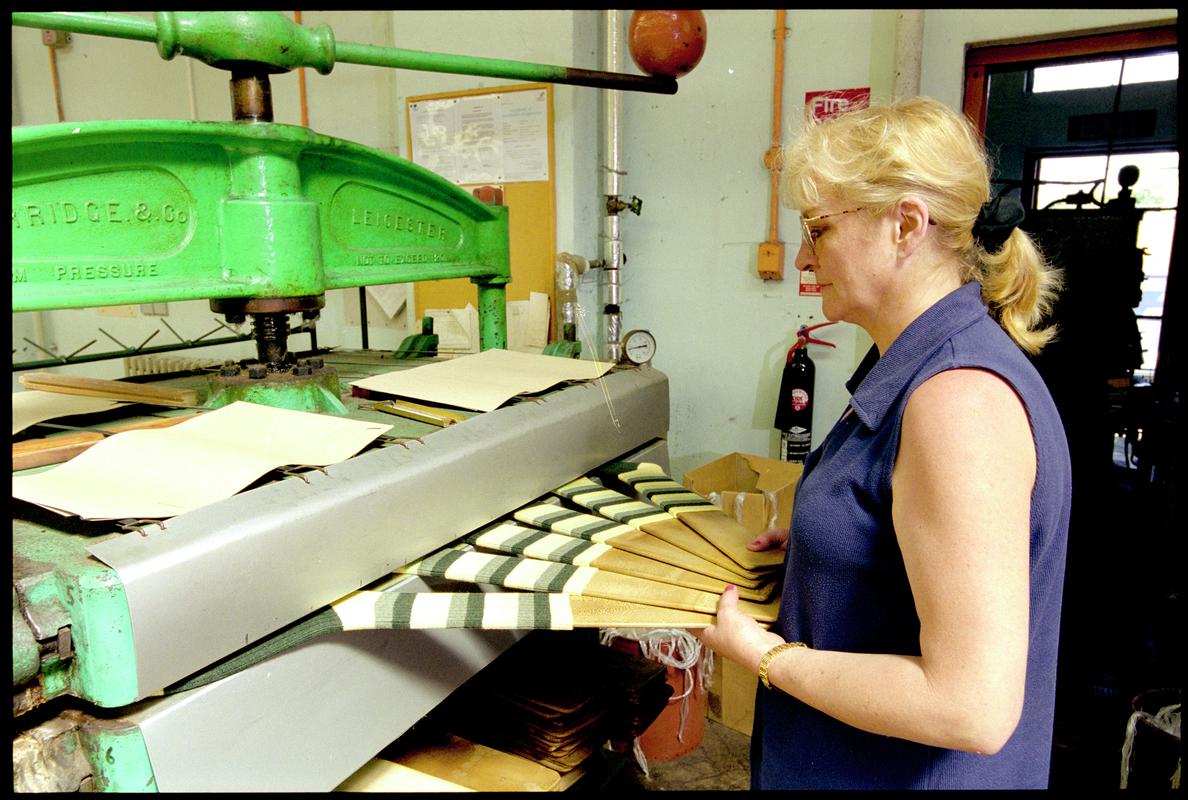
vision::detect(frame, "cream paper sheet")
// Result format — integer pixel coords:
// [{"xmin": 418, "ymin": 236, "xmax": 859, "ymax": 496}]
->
[
  {"xmin": 11, "ymin": 401, "xmax": 392, "ymax": 520},
  {"xmin": 350, "ymin": 348, "xmax": 616, "ymax": 413},
  {"xmin": 12, "ymin": 390, "xmax": 128, "ymax": 435}
]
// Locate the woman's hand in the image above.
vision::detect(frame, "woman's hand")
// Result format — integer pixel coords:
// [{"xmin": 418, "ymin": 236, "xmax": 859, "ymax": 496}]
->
[
  {"xmin": 692, "ymin": 585, "xmax": 785, "ymax": 674},
  {"xmin": 748, "ymin": 526, "xmax": 790, "ymax": 553}
]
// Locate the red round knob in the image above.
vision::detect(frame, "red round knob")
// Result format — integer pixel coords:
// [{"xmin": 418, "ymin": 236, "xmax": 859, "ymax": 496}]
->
[{"xmin": 628, "ymin": 10, "xmax": 707, "ymax": 78}]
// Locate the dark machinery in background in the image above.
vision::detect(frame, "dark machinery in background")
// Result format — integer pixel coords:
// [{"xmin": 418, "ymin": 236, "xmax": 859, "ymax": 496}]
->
[{"xmin": 1017, "ymin": 168, "xmax": 1182, "ymax": 786}]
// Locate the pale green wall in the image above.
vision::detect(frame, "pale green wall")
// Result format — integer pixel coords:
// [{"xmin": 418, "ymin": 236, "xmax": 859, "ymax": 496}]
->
[{"xmin": 10, "ymin": 9, "xmax": 1177, "ymax": 478}]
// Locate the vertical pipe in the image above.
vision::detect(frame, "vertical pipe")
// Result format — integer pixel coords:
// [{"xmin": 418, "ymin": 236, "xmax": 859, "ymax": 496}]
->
[
  {"xmin": 602, "ymin": 10, "xmax": 624, "ymax": 363},
  {"xmin": 185, "ymin": 58, "xmax": 199, "ymax": 120},
  {"xmin": 358, "ymin": 287, "xmax": 369, "ymax": 349},
  {"xmin": 768, "ymin": 10, "xmax": 787, "ymax": 244},
  {"xmin": 37, "ymin": 44, "xmax": 62, "ymax": 357},
  {"xmin": 47, "ymin": 44, "xmax": 65, "ymax": 122},
  {"xmin": 295, "ymin": 10, "xmax": 310, "ymax": 128},
  {"xmin": 892, "ymin": 10, "xmax": 925, "ymax": 100}
]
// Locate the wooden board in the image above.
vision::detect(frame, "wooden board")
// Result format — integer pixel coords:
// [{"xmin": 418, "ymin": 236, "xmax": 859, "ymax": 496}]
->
[
  {"xmin": 615, "ymin": 463, "xmax": 786, "ymax": 571},
  {"xmin": 18, "ymin": 372, "xmax": 197, "ymax": 406},
  {"xmin": 466, "ymin": 522, "xmax": 777, "ymax": 602},
  {"xmin": 395, "ymin": 549, "xmax": 779, "ymax": 622},
  {"xmin": 514, "ymin": 503, "xmax": 766, "ymax": 587},
  {"xmin": 553, "ymin": 477, "xmax": 771, "ymax": 583},
  {"xmin": 376, "ymin": 734, "xmax": 559, "ymax": 792}
]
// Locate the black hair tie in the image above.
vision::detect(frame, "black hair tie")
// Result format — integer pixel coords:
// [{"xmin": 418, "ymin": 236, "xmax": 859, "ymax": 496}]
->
[{"xmin": 972, "ymin": 195, "xmax": 1025, "ymax": 254}]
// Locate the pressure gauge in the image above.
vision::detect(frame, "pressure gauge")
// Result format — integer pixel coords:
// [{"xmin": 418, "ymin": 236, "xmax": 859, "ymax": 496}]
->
[{"xmin": 621, "ymin": 329, "xmax": 657, "ymax": 366}]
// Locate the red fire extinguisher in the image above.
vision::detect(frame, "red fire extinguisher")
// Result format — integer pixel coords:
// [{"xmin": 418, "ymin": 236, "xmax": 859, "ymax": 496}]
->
[{"xmin": 774, "ymin": 321, "xmax": 837, "ymax": 462}]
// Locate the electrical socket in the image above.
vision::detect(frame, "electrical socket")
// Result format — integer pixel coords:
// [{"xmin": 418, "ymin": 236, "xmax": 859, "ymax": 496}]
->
[
  {"xmin": 41, "ymin": 29, "xmax": 71, "ymax": 48},
  {"xmin": 758, "ymin": 241, "xmax": 785, "ymax": 281}
]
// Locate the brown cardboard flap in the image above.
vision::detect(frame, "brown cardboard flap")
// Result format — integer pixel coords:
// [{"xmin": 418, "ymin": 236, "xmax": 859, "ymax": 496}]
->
[
  {"xmin": 685, "ymin": 453, "xmax": 803, "ymax": 535},
  {"xmin": 719, "ymin": 490, "xmax": 769, "ymax": 536}
]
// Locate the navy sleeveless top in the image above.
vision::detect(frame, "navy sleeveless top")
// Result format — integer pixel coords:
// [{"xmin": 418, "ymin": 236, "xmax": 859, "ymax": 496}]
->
[{"xmin": 752, "ymin": 281, "xmax": 1072, "ymax": 789}]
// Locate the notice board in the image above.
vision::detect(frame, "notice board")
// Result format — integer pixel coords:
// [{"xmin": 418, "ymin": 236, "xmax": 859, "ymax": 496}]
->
[{"xmin": 405, "ymin": 83, "xmax": 557, "ymax": 322}]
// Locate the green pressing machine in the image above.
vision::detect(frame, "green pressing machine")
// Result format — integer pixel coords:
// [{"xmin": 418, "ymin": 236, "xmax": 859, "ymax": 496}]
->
[{"xmin": 12, "ymin": 12, "xmax": 673, "ymax": 791}]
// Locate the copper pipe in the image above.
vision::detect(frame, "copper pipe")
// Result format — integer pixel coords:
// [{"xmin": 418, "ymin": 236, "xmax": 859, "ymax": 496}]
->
[
  {"xmin": 295, "ymin": 10, "xmax": 310, "ymax": 127},
  {"xmin": 767, "ymin": 9, "xmax": 788, "ymax": 243},
  {"xmin": 47, "ymin": 44, "xmax": 65, "ymax": 122}
]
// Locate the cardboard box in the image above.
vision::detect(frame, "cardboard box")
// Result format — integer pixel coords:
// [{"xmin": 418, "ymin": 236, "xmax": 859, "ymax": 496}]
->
[
  {"xmin": 684, "ymin": 452, "xmax": 803, "ymax": 535},
  {"xmin": 686, "ymin": 452, "xmax": 803, "ymax": 735},
  {"xmin": 706, "ymin": 656, "xmax": 760, "ymax": 736}
]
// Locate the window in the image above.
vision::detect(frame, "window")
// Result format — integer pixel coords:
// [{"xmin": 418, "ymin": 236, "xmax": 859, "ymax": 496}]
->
[{"xmin": 1030, "ymin": 51, "xmax": 1178, "ymax": 93}]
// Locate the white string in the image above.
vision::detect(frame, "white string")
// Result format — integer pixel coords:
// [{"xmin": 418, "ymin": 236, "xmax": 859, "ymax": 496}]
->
[
  {"xmin": 599, "ymin": 628, "xmax": 715, "ymax": 775},
  {"xmin": 575, "ymin": 304, "xmax": 620, "ymax": 431},
  {"xmin": 1120, "ymin": 701, "xmax": 1180, "ymax": 789},
  {"xmin": 631, "ymin": 736, "xmax": 650, "ymax": 780}
]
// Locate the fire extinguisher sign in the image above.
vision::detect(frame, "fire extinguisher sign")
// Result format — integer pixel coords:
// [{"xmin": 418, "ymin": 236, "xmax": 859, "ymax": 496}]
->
[
  {"xmin": 799, "ymin": 269, "xmax": 821, "ymax": 297},
  {"xmin": 805, "ymin": 88, "xmax": 870, "ymax": 122},
  {"xmin": 800, "ymin": 87, "xmax": 870, "ymax": 297}
]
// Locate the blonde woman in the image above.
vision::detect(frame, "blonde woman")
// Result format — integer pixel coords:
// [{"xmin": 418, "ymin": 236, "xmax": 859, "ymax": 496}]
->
[{"xmin": 695, "ymin": 97, "xmax": 1072, "ymax": 789}]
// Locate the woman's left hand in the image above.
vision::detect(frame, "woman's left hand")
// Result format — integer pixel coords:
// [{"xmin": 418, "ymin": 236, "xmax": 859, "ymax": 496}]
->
[{"xmin": 692, "ymin": 585, "xmax": 786, "ymax": 673}]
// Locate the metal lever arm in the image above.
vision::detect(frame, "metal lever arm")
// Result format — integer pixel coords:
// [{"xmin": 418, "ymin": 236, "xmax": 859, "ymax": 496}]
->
[{"xmin": 12, "ymin": 11, "xmax": 678, "ymax": 95}]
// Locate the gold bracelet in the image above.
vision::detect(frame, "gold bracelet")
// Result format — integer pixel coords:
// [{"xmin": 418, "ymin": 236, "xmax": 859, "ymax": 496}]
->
[{"xmin": 758, "ymin": 641, "xmax": 807, "ymax": 690}]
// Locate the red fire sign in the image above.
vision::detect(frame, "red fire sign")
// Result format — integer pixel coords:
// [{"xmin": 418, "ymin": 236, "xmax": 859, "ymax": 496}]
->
[{"xmin": 805, "ymin": 88, "xmax": 870, "ymax": 122}]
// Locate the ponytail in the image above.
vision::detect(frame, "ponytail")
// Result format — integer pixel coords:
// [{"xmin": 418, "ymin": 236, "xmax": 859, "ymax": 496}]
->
[{"xmin": 974, "ymin": 228, "xmax": 1062, "ymax": 355}]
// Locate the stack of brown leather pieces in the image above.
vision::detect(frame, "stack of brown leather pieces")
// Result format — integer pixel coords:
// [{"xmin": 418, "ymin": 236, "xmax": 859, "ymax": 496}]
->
[{"xmin": 427, "ymin": 631, "xmax": 672, "ymax": 773}]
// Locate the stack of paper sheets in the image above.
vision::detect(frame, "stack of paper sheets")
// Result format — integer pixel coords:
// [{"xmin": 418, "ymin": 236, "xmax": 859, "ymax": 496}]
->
[
  {"xmin": 350, "ymin": 348, "xmax": 615, "ymax": 413},
  {"xmin": 11, "ymin": 401, "xmax": 391, "ymax": 520}
]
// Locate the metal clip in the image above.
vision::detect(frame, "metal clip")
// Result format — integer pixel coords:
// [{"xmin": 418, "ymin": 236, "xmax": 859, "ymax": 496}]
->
[
  {"xmin": 116, "ymin": 518, "xmax": 167, "ymax": 537},
  {"xmin": 607, "ymin": 195, "xmax": 643, "ymax": 216}
]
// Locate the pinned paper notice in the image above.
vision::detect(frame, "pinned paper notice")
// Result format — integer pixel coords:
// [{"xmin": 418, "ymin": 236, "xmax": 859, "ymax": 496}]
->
[
  {"xmin": 366, "ymin": 284, "xmax": 409, "ymax": 319},
  {"xmin": 427, "ymin": 305, "xmax": 480, "ymax": 354},
  {"xmin": 506, "ymin": 291, "xmax": 550, "ymax": 352},
  {"xmin": 11, "ymin": 401, "xmax": 392, "ymax": 520},
  {"xmin": 350, "ymin": 348, "xmax": 615, "ymax": 413}
]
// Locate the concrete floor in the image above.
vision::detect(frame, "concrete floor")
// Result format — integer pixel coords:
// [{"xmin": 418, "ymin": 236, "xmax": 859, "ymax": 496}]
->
[{"xmin": 601, "ymin": 719, "xmax": 751, "ymax": 791}]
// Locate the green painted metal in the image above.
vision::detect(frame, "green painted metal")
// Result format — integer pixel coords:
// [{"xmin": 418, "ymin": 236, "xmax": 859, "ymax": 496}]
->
[
  {"xmin": 393, "ymin": 316, "xmax": 439, "ymax": 358},
  {"xmin": 475, "ymin": 282, "xmax": 509, "ymax": 351},
  {"xmin": 12, "ymin": 589, "xmax": 41, "ymax": 686},
  {"xmin": 543, "ymin": 322, "xmax": 581, "ymax": 358},
  {"xmin": 12, "ymin": 120, "xmax": 511, "ymax": 313},
  {"xmin": 12, "ymin": 11, "xmax": 677, "ymax": 94},
  {"xmin": 13, "ymin": 525, "xmax": 140, "ymax": 708},
  {"xmin": 336, "ymin": 39, "xmax": 567, "ymax": 82},
  {"xmin": 542, "ymin": 340, "xmax": 582, "ymax": 359},
  {"xmin": 205, "ymin": 372, "xmax": 349, "ymax": 415},
  {"xmin": 11, "ymin": 11, "xmax": 160, "ymax": 45},
  {"xmin": 79, "ymin": 721, "xmax": 158, "ymax": 792},
  {"xmin": 154, "ymin": 11, "xmax": 335, "ymax": 74}
]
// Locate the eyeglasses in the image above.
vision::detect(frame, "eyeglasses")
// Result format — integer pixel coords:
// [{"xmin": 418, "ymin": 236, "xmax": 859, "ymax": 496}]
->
[{"xmin": 799, "ymin": 207, "xmax": 866, "ymax": 255}]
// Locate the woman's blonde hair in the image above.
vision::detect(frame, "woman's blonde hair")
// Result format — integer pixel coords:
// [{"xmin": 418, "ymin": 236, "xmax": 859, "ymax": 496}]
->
[{"xmin": 781, "ymin": 96, "xmax": 1061, "ymax": 354}]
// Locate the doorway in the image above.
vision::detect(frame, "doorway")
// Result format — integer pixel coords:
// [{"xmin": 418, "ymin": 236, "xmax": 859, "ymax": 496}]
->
[{"xmin": 965, "ymin": 23, "xmax": 1180, "ymax": 791}]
